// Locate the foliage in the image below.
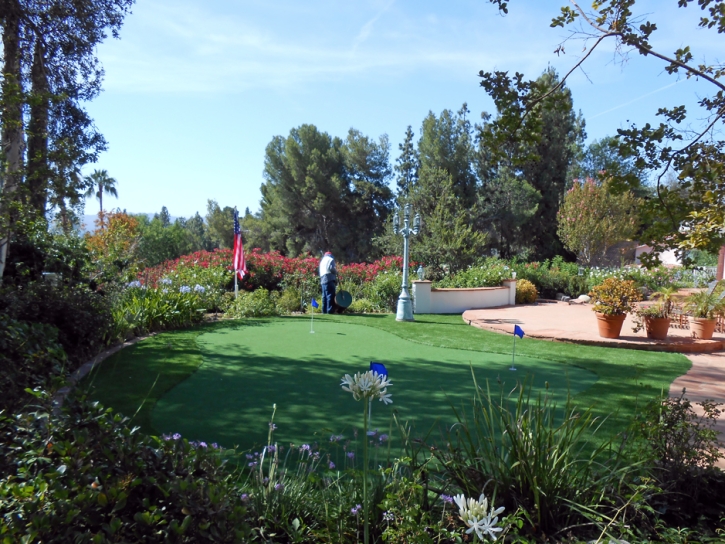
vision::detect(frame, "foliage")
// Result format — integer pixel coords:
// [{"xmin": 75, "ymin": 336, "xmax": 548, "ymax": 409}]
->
[
  {"xmin": 205, "ymin": 199, "xmax": 235, "ymax": 249},
  {"xmin": 0, "ymin": 281, "xmax": 113, "ymax": 365},
  {"xmin": 479, "ymin": 165, "xmax": 540, "ymax": 259},
  {"xmin": 364, "ymin": 270, "xmax": 402, "ymax": 312},
  {"xmin": 348, "ymin": 298, "xmax": 377, "ymax": 313},
  {"xmin": 407, "ymin": 166, "xmax": 487, "ymax": 275},
  {"xmin": 276, "ymin": 287, "xmax": 303, "ymax": 313},
  {"xmin": 0, "ymin": 316, "xmax": 67, "ymax": 413},
  {"xmin": 633, "ymin": 391, "xmax": 725, "ymax": 526},
  {"xmin": 260, "ymin": 124, "xmax": 393, "ymax": 261},
  {"xmin": 589, "ymin": 277, "xmax": 643, "ymax": 315},
  {"xmin": 0, "ymin": 395, "xmax": 250, "ymax": 543},
  {"xmin": 83, "ymin": 169, "xmax": 118, "ymax": 218},
  {"xmin": 224, "ymin": 288, "xmax": 280, "ymax": 318},
  {"xmin": 684, "ymin": 286, "xmax": 725, "ymax": 319},
  {"xmin": 477, "ymin": 67, "xmax": 585, "ymax": 261},
  {"xmin": 515, "ymin": 278, "xmax": 538, "ymax": 304},
  {"xmin": 433, "ymin": 378, "xmax": 636, "ymax": 539},
  {"xmin": 434, "ymin": 258, "xmax": 511, "ymax": 288},
  {"xmin": 557, "ymin": 178, "xmax": 640, "ymax": 266},
  {"xmin": 110, "ymin": 283, "xmax": 207, "ymax": 340},
  {"xmin": 485, "ymin": 0, "xmax": 725, "ymax": 261},
  {"xmin": 85, "ymin": 211, "xmax": 142, "ymax": 285},
  {"xmin": 135, "ymin": 212, "xmax": 195, "ymax": 268}
]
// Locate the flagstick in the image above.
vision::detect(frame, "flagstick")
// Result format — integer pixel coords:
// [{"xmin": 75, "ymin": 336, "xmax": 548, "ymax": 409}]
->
[
  {"xmin": 310, "ymin": 306, "xmax": 315, "ymax": 334},
  {"xmin": 510, "ymin": 332, "xmax": 517, "ymax": 371}
]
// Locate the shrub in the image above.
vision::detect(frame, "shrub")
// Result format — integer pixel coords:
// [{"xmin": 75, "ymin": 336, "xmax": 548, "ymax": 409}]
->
[
  {"xmin": 365, "ymin": 271, "xmax": 402, "ymax": 312},
  {"xmin": 434, "ymin": 258, "xmax": 511, "ymax": 288},
  {"xmin": 0, "ymin": 316, "xmax": 67, "ymax": 413},
  {"xmin": 434, "ymin": 379, "xmax": 635, "ymax": 538},
  {"xmin": 0, "ymin": 282, "xmax": 114, "ymax": 365},
  {"xmin": 277, "ymin": 287, "xmax": 303, "ymax": 313},
  {"xmin": 348, "ymin": 298, "xmax": 377, "ymax": 313},
  {"xmin": 224, "ymin": 288, "xmax": 280, "ymax": 318},
  {"xmin": 0, "ymin": 395, "xmax": 250, "ymax": 543},
  {"xmin": 515, "ymin": 278, "xmax": 538, "ymax": 304},
  {"xmin": 633, "ymin": 391, "xmax": 725, "ymax": 526},
  {"xmin": 589, "ymin": 277, "xmax": 643, "ymax": 315},
  {"xmin": 110, "ymin": 283, "xmax": 207, "ymax": 340}
]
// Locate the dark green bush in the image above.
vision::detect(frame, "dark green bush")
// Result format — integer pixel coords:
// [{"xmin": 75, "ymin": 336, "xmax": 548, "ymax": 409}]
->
[
  {"xmin": 0, "ymin": 282, "xmax": 113, "ymax": 365},
  {"xmin": 223, "ymin": 288, "xmax": 280, "ymax": 318},
  {"xmin": 0, "ymin": 394, "xmax": 250, "ymax": 543},
  {"xmin": 633, "ymin": 391, "xmax": 725, "ymax": 526},
  {"xmin": 0, "ymin": 316, "xmax": 67, "ymax": 413}
]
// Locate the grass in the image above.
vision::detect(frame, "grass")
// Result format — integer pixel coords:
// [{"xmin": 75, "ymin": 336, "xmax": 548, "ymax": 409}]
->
[{"xmin": 81, "ymin": 314, "xmax": 690, "ymax": 453}]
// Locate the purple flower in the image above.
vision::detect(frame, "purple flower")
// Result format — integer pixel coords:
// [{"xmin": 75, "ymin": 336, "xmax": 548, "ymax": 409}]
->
[
  {"xmin": 263, "ymin": 477, "xmax": 269, "ymax": 485},
  {"xmin": 300, "ymin": 444, "xmax": 310, "ymax": 451},
  {"xmin": 162, "ymin": 434, "xmax": 171, "ymax": 441},
  {"xmin": 246, "ymin": 454, "xmax": 254, "ymax": 460},
  {"xmin": 266, "ymin": 445, "xmax": 276, "ymax": 453},
  {"xmin": 199, "ymin": 442, "xmax": 208, "ymax": 448},
  {"xmin": 328, "ymin": 461, "xmax": 336, "ymax": 469},
  {"xmin": 274, "ymin": 483, "xmax": 284, "ymax": 491},
  {"xmin": 347, "ymin": 451, "xmax": 355, "ymax": 459},
  {"xmin": 240, "ymin": 493, "xmax": 249, "ymax": 503},
  {"xmin": 269, "ymin": 422, "xmax": 277, "ymax": 430},
  {"xmin": 312, "ymin": 451, "xmax": 320, "ymax": 460},
  {"xmin": 160, "ymin": 278, "xmax": 172, "ymax": 285},
  {"xmin": 211, "ymin": 443, "xmax": 219, "ymax": 449},
  {"xmin": 172, "ymin": 433, "xmax": 182, "ymax": 440},
  {"xmin": 383, "ymin": 511, "xmax": 395, "ymax": 522},
  {"xmin": 126, "ymin": 280, "xmax": 142, "ymax": 289},
  {"xmin": 179, "ymin": 285, "xmax": 191, "ymax": 293},
  {"xmin": 351, "ymin": 504, "xmax": 362, "ymax": 515},
  {"xmin": 330, "ymin": 434, "xmax": 344, "ymax": 442},
  {"xmin": 441, "ymin": 494, "xmax": 454, "ymax": 504},
  {"xmin": 366, "ymin": 429, "xmax": 378, "ymax": 437},
  {"xmin": 194, "ymin": 284, "xmax": 206, "ymax": 293},
  {"xmin": 379, "ymin": 434, "xmax": 389, "ymax": 443},
  {"xmin": 248, "ymin": 461, "xmax": 258, "ymax": 468}
]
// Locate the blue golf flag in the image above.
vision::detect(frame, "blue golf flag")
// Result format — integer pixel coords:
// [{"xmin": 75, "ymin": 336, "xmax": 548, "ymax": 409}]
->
[
  {"xmin": 311, "ymin": 298, "xmax": 319, "ymax": 309},
  {"xmin": 513, "ymin": 325, "xmax": 525, "ymax": 339},
  {"xmin": 370, "ymin": 361, "xmax": 388, "ymax": 377}
]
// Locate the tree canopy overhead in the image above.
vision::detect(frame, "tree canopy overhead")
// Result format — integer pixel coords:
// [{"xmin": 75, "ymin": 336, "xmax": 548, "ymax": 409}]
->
[{"xmin": 484, "ymin": 0, "xmax": 725, "ymax": 264}]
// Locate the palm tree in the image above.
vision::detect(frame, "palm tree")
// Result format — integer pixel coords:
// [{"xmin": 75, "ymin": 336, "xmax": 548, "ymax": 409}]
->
[{"xmin": 84, "ymin": 170, "xmax": 118, "ymax": 227}]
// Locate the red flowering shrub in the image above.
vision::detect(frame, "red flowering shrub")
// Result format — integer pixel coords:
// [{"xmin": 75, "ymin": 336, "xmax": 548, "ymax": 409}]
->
[{"xmin": 139, "ymin": 250, "xmax": 412, "ymax": 294}]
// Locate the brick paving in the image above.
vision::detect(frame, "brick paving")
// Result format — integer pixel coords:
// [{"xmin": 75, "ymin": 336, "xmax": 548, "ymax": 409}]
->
[{"xmin": 462, "ymin": 301, "xmax": 725, "ymax": 468}]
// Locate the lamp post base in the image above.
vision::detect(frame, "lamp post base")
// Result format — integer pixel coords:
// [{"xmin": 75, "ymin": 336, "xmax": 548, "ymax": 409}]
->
[{"xmin": 396, "ymin": 297, "xmax": 414, "ymax": 322}]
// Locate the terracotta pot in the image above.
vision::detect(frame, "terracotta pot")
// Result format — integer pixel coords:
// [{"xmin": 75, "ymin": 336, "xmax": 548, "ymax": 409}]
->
[
  {"xmin": 690, "ymin": 317, "xmax": 717, "ymax": 340},
  {"xmin": 595, "ymin": 312, "xmax": 626, "ymax": 339},
  {"xmin": 644, "ymin": 317, "xmax": 671, "ymax": 340}
]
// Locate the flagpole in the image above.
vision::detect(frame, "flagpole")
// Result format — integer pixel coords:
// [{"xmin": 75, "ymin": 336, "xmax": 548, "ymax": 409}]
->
[
  {"xmin": 310, "ymin": 304, "xmax": 315, "ymax": 334},
  {"xmin": 234, "ymin": 272, "xmax": 238, "ymax": 299},
  {"xmin": 510, "ymin": 332, "xmax": 517, "ymax": 371}
]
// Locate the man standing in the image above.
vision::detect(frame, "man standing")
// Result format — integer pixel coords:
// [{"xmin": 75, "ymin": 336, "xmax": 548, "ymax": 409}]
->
[{"xmin": 319, "ymin": 251, "xmax": 337, "ymax": 314}]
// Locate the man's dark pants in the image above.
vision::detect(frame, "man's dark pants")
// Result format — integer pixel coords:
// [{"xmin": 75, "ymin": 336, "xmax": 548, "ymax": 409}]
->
[{"xmin": 322, "ymin": 281, "xmax": 336, "ymax": 314}]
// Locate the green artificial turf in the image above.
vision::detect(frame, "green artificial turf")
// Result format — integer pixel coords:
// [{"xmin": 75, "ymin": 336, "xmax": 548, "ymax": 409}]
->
[{"xmin": 82, "ymin": 314, "xmax": 691, "ymax": 453}]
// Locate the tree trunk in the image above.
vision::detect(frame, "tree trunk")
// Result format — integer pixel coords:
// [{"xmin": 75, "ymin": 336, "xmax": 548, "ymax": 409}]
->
[
  {"xmin": 27, "ymin": 39, "xmax": 50, "ymax": 218},
  {"xmin": 0, "ymin": 0, "xmax": 25, "ymax": 281}
]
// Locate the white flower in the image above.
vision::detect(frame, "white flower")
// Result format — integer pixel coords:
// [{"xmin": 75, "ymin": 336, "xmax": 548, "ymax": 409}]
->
[
  {"xmin": 454, "ymin": 493, "xmax": 504, "ymax": 541},
  {"xmin": 340, "ymin": 370, "xmax": 393, "ymax": 404}
]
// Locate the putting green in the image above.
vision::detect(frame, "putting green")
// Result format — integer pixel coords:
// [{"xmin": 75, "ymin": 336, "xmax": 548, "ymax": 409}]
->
[{"xmin": 151, "ymin": 318, "xmax": 597, "ymax": 449}]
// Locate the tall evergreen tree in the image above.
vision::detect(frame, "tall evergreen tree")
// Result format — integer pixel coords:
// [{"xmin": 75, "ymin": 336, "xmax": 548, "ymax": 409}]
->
[
  {"xmin": 259, "ymin": 124, "xmax": 392, "ymax": 261},
  {"xmin": 394, "ymin": 125, "xmax": 419, "ymax": 199},
  {"xmin": 477, "ymin": 68, "xmax": 585, "ymax": 260},
  {"xmin": 418, "ymin": 104, "xmax": 478, "ymax": 209}
]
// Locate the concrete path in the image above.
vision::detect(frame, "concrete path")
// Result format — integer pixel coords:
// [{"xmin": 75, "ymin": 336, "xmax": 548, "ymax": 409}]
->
[{"xmin": 463, "ymin": 302, "xmax": 725, "ymax": 468}]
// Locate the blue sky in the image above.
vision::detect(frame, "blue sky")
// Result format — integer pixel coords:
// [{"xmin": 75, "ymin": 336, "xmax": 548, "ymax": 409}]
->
[{"xmin": 84, "ymin": 0, "xmax": 720, "ymax": 218}]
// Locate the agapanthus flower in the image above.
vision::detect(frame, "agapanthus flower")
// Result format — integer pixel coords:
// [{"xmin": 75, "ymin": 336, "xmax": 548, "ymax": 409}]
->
[
  {"xmin": 347, "ymin": 451, "xmax": 355, "ymax": 459},
  {"xmin": 274, "ymin": 483, "xmax": 284, "ymax": 491},
  {"xmin": 194, "ymin": 284, "xmax": 206, "ymax": 293},
  {"xmin": 351, "ymin": 504, "xmax": 362, "ymax": 515},
  {"xmin": 453, "ymin": 494, "xmax": 504, "ymax": 541},
  {"xmin": 340, "ymin": 370, "xmax": 393, "ymax": 404},
  {"xmin": 179, "ymin": 285, "xmax": 191, "ymax": 293},
  {"xmin": 328, "ymin": 461, "xmax": 335, "ymax": 469},
  {"xmin": 160, "ymin": 278, "xmax": 172, "ymax": 285},
  {"xmin": 126, "ymin": 280, "xmax": 142, "ymax": 289}
]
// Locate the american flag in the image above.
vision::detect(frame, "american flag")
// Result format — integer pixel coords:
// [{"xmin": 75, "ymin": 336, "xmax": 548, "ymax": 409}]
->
[{"xmin": 233, "ymin": 209, "xmax": 247, "ymax": 280}]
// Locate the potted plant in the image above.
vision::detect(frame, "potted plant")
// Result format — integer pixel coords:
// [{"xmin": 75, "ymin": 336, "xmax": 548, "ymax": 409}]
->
[
  {"xmin": 589, "ymin": 277, "xmax": 643, "ymax": 339},
  {"xmin": 631, "ymin": 286, "xmax": 676, "ymax": 340},
  {"xmin": 684, "ymin": 284, "xmax": 725, "ymax": 340}
]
